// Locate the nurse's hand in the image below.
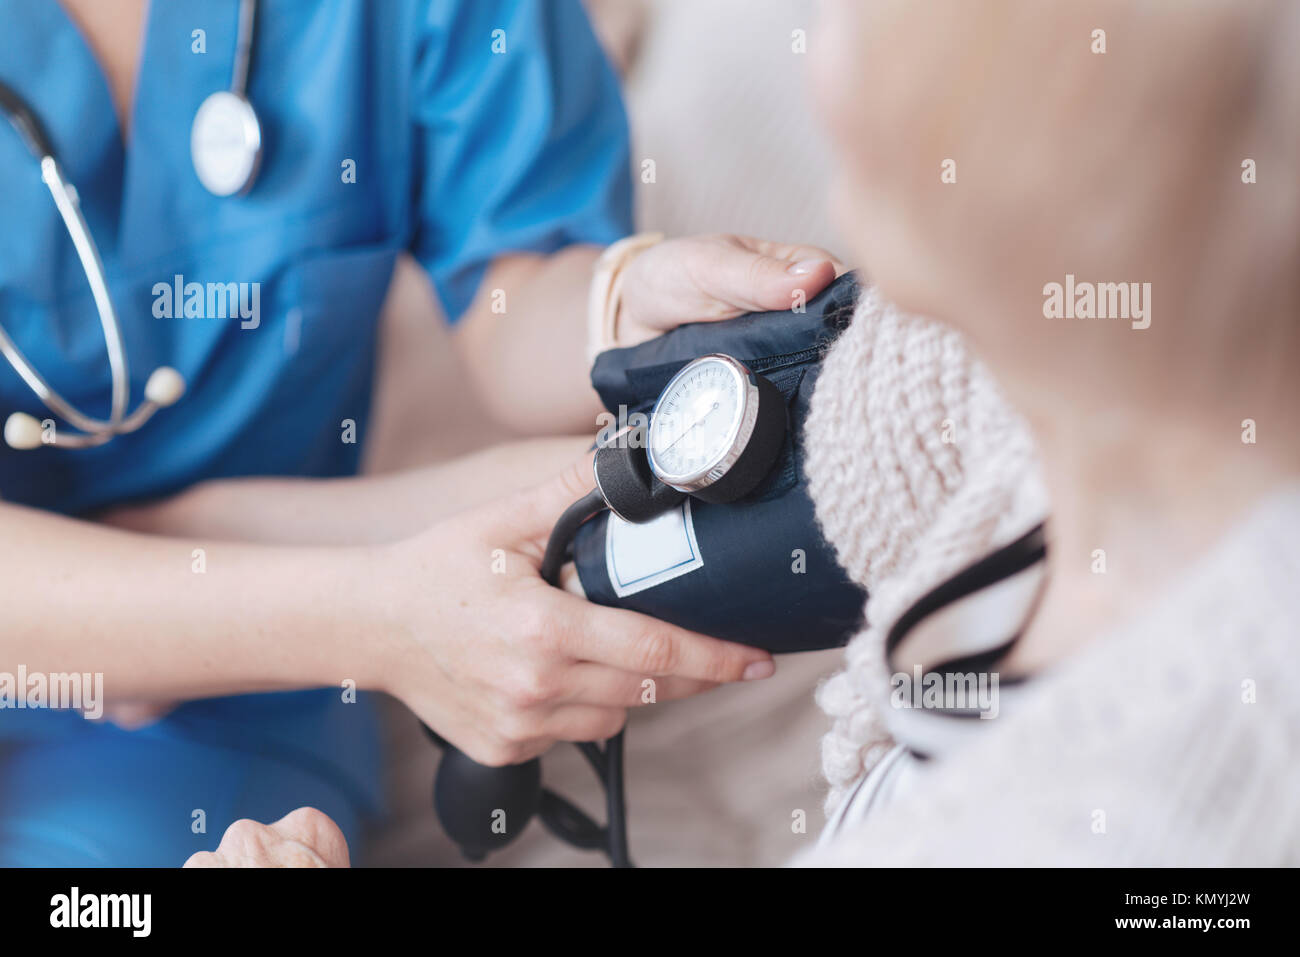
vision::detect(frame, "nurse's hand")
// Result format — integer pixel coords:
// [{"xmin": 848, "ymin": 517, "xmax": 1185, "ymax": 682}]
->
[
  {"xmin": 371, "ymin": 454, "xmax": 776, "ymax": 767},
  {"xmin": 616, "ymin": 234, "xmax": 842, "ymax": 348},
  {"xmin": 461, "ymin": 234, "xmax": 841, "ymax": 432}
]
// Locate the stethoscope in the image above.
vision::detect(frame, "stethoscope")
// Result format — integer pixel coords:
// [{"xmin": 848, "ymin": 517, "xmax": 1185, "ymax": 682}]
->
[{"xmin": 0, "ymin": 0, "xmax": 264, "ymax": 451}]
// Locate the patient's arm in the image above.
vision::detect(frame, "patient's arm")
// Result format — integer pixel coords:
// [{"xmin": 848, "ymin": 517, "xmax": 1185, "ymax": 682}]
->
[{"xmin": 100, "ymin": 436, "xmax": 590, "ymax": 545}]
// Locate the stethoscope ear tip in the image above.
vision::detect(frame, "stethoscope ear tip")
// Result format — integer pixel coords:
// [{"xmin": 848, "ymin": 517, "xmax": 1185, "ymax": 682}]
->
[
  {"xmin": 144, "ymin": 367, "xmax": 186, "ymax": 407},
  {"xmin": 4, "ymin": 368, "xmax": 186, "ymax": 450},
  {"xmin": 4, "ymin": 411, "xmax": 44, "ymax": 450}
]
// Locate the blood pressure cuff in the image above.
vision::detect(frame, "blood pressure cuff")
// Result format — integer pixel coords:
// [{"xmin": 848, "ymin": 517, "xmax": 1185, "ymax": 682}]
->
[{"xmin": 573, "ymin": 272, "xmax": 867, "ymax": 654}]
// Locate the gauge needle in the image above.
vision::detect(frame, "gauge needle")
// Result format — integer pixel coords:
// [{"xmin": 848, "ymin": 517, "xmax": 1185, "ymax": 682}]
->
[
  {"xmin": 691, "ymin": 390, "xmax": 720, "ymax": 418},
  {"xmin": 663, "ymin": 400, "xmax": 720, "ymax": 453}
]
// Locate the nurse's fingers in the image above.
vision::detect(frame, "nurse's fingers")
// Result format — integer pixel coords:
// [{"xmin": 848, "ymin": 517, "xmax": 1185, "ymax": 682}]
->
[
  {"xmin": 541, "ymin": 705, "xmax": 629, "ymax": 744},
  {"xmin": 562, "ymin": 663, "xmax": 718, "ymax": 707},
  {"xmin": 556, "ymin": 596, "xmax": 775, "ymax": 685},
  {"xmin": 732, "ymin": 236, "xmax": 848, "ymax": 275},
  {"xmin": 695, "ymin": 235, "xmax": 839, "ymax": 315},
  {"xmin": 559, "ymin": 560, "xmax": 585, "ymax": 597},
  {"xmin": 486, "ymin": 451, "xmax": 597, "ymax": 547}
]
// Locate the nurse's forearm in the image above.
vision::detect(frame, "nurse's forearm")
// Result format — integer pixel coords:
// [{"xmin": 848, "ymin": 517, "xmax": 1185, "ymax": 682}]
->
[
  {"xmin": 99, "ymin": 436, "xmax": 590, "ymax": 545},
  {"xmin": 0, "ymin": 502, "xmax": 381, "ymax": 703},
  {"xmin": 455, "ymin": 246, "xmax": 605, "ymax": 434},
  {"xmin": 453, "ymin": 236, "xmax": 842, "ymax": 436}
]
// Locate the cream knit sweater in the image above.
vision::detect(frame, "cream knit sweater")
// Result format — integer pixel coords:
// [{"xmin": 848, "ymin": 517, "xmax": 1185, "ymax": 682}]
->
[
  {"xmin": 797, "ymin": 289, "xmax": 1300, "ymax": 865},
  {"xmin": 802, "ymin": 287, "xmax": 1049, "ymax": 813}
]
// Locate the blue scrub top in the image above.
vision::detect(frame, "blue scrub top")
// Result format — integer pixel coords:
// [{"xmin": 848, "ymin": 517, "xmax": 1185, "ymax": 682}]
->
[
  {"xmin": 0, "ymin": 0, "xmax": 632, "ymax": 513},
  {"xmin": 0, "ymin": 0, "xmax": 631, "ymax": 864}
]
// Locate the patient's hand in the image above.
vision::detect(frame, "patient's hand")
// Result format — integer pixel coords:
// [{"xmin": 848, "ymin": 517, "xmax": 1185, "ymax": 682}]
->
[{"xmin": 183, "ymin": 808, "xmax": 350, "ymax": 868}]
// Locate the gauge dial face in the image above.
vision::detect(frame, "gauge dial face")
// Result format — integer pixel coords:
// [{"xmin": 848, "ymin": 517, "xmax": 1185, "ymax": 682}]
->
[{"xmin": 647, "ymin": 356, "xmax": 749, "ymax": 487}]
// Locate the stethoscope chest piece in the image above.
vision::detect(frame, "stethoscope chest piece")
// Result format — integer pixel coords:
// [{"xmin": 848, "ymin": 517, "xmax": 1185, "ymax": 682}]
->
[{"xmin": 191, "ymin": 90, "xmax": 262, "ymax": 197}]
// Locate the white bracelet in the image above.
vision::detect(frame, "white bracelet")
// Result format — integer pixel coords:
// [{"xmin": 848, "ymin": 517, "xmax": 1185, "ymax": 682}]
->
[{"xmin": 586, "ymin": 231, "xmax": 664, "ymax": 365}]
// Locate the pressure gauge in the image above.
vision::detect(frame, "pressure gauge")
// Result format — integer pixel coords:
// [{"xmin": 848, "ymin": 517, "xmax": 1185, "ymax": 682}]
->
[{"xmin": 646, "ymin": 354, "xmax": 787, "ymax": 504}]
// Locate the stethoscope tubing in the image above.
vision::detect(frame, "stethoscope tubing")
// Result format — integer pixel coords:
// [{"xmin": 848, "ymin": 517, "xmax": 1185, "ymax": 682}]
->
[
  {"xmin": 232, "ymin": 0, "xmax": 256, "ymax": 97},
  {"xmin": 0, "ymin": 1, "xmax": 261, "ymax": 448},
  {"xmin": 21, "ymin": 159, "xmax": 129, "ymax": 432},
  {"xmin": 0, "ymin": 20, "xmax": 223, "ymax": 448},
  {"xmin": 0, "ymin": 86, "xmax": 133, "ymax": 440},
  {"xmin": 0, "ymin": 0, "xmax": 270, "ymax": 450}
]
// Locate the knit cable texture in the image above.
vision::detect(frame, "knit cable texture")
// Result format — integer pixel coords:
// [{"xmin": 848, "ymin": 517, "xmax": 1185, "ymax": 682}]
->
[{"xmin": 802, "ymin": 287, "xmax": 1048, "ymax": 812}]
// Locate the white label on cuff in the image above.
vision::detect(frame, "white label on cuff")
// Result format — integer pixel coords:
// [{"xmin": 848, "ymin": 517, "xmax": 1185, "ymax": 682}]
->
[{"xmin": 605, "ymin": 499, "xmax": 704, "ymax": 598}]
